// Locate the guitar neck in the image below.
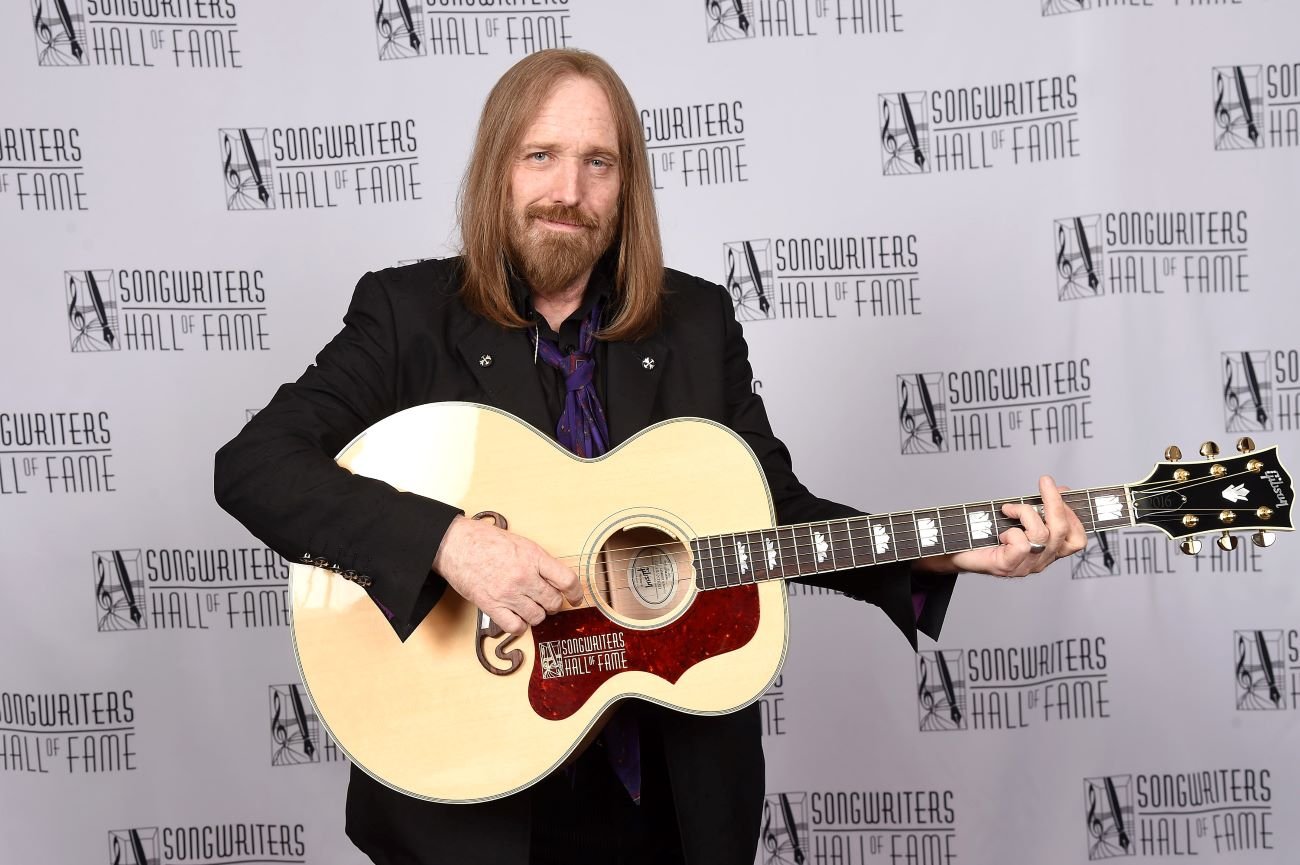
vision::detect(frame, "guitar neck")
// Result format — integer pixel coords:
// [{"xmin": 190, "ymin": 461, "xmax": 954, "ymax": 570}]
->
[{"xmin": 689, "ymin": 485, "xmax": 1134, "ymax": 589}]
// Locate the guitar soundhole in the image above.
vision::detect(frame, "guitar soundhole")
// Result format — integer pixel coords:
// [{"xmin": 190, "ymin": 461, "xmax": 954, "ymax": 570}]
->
[{"xmin": 593, "ymin": 526, "xmax": 692, "ymax": 623}]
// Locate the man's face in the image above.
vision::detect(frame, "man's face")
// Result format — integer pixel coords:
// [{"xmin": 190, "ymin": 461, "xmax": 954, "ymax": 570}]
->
[{"xmin": 508, "ymin": 75, "xmax": 621, "ymax": 298}]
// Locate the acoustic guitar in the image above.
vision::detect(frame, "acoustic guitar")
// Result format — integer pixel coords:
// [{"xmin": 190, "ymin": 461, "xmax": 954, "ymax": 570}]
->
[{"xmin": 289, "ymin": 402, "xmax": 1292, "ymax": 803}]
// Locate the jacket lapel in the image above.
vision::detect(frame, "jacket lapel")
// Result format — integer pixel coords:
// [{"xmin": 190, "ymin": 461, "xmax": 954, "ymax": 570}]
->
[
  {"xmin": 450, "ymin": 311, "xmax": 552, "ymax": 435},
  {"xmin": 606, "ymin": 336, "xmax": 668, "ymax": 447}
]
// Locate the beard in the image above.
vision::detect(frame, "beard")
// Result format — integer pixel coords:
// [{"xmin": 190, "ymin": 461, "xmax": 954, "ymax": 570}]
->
[{"xmin": 507, "ymin": 202, "xmax": 617, "ymax": 299}]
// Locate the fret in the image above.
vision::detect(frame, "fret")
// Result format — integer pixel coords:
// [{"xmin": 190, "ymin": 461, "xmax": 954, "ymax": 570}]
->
[
  {"xmin": 710, "ymin": 533, "xmax": 728, "ymax": 588},
  {"xmin": 913, "ymin": 507, "xmax": 945, "ymax": 556},
  {"xmin": 846, "ymin": 517, "xmax": 860, "ymax": 568},
  {"xmin": 757, "ymin": 527, "xmax": 783, "ymax": 582},
  {"xmin": 691, "ymin": 539, "xmax": 709, "ymax": 589},
  {"xmin": 695, "ymin": 538, "xmax": 712, "ymax": 589},
  {"xmin": 785, "ymin": 524, "xmax": 805, "ymax": 577},
  {"xmin": 1081, "ymin": 489, "xmax": 1099, "ymax": 533},
  {"xmin": 938, "ymin": 505, "xmax": 969, "ymax": 553},
  {"xmin": 822, "ymin": 520, "xmax": 838, "ymax": 572},
  {"xmin": 722, "ymin": 532, "xmax": 742, "ymax": 587},
  {"xmin": 743, "ymin": 530, "xmax": 762, "ymax": 583},
  {"xmin": 894, "ymin": 511, "xmax": 923, "ymax": 561},
  {"xmin": 794, "ymin": 524, "xmax": 819, "ymax": 575}
]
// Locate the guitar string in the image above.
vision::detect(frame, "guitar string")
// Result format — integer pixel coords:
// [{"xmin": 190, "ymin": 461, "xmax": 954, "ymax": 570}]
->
[{"xmin": 539, "ymin": 468, "xmax": 1279, "ymax": 572}]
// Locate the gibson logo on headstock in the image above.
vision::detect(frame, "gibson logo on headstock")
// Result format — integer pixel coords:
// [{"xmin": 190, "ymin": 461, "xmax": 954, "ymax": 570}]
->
[{"xmin": 1265, "ymin": 470, "xmax": 1290, "ymax": 507}]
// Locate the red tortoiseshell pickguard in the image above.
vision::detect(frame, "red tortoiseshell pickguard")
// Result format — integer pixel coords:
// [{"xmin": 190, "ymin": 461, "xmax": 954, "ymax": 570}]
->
[{"xmin": 527, "ymin": 586, "xmax": 760, "ymax": 720}]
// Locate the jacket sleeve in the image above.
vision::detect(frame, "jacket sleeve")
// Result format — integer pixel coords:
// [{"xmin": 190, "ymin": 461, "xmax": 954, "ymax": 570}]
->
[
  {"xmin": 213, "ymin": 271, "xmax": 458, "ymax": 640},
  {"xmin": 711, "ymin": 281, "xmax": 956, "ymax": 648}
]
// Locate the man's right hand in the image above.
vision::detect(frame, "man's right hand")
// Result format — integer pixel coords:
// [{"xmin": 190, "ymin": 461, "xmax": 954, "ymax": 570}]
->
[{"xmin": 431, "ymin": 514, "xmax": 584, "ymax": 636}]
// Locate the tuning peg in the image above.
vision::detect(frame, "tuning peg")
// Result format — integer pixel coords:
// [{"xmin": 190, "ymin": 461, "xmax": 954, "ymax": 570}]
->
[
  {"xmin": 1253, "ymin": 530, "xmax": 1276, "ymax": 548},
  {"xmin": 1216, "ymin": 532, "xmax": 1239, "ymax": 552},
  {"xmin": 1200, "ymin": 441, "xmax": 1220, "ymax": 458},
  {"xmin": 1180, "ymin": 539, "xmax": 1202, "ymax": 556},
  {"xmin": 1236, "ymin": 437, "xmax": 1256, "ymax": 454},
  {"xmin": 1164, "ymin": 445, "xmax": 1183, "ymax": 461}
]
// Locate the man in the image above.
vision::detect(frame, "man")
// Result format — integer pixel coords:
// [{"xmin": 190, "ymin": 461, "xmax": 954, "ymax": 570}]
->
[{"xmin": 214, "ymin": 49, "xmax": 1084, "ymax": 865}]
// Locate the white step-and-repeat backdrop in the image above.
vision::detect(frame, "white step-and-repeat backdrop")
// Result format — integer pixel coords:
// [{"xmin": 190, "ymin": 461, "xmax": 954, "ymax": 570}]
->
[{"xmin": 3, "ymin": 1, "xmax": 1299, "ymax": 863}]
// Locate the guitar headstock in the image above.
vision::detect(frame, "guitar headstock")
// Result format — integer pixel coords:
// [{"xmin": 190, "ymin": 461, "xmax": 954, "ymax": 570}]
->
[{"xmin": 1127, "ymin": 438, "xmax": 1293, "ymax": 554}]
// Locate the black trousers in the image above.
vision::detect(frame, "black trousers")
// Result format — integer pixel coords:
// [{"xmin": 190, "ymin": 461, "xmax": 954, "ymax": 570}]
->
[{"xmin": 529, "ymin": 705, "xmax": 686, "ymax": 864}]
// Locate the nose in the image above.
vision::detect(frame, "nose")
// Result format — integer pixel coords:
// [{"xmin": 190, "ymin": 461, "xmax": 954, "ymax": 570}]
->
[{"xmin": 548, "ymin": 156, "xmax": 582, "ymax": 207}]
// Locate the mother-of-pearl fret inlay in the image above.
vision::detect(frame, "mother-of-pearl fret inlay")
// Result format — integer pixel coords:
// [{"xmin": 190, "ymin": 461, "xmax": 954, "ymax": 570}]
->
[
  {"xmin": 1092, "ymin": 496, "xmax": 1123, "ymax": 522},
  {"xmin": 1095, "ymin": 495, "xmax": 1123, "ymax": 521},
  {"xmin": 813, "ymin": 531, "xmax": 829, "ymax": 563},
  {"xmin": 765, "ymin": 538, "xmax": 778, "ymax": 569},
  {"xmin": 968, "ymin": 511, "xmax": 993, "ymax": 540},
  {"xmin": 872, "ymin": 524, "xmax": 890, "ymax": 554},
  {"xmin": 918, "ymin": 517, "xmax": 939, "ymax": 547},
  {"xmin": 736, "ymin": 542, "xmax": 750, "ymax": 574}
]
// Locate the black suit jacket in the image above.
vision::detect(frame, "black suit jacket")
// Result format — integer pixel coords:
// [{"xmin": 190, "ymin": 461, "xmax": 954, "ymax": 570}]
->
[{"xmin": 214, "ymin": 258, "xmax": 955, "ymax": 865}]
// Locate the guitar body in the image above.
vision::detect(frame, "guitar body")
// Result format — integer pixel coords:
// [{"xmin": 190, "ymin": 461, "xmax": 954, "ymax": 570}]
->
[{"xmin": 291, "ymin": 402, "xmax": 788, "ymax": 803}]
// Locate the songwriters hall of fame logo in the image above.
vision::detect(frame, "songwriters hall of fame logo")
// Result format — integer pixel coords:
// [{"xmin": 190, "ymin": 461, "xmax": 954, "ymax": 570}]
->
[
  {"xmin": 95, "ymin": 549, "xmax": 146, "ymax": 632},
  {"xmin": 32, "ymin": 0, "xmax": 87, "ymax": 66},
  {"xmin": 723, "ymin": 240, "xmax": 775, "ymax": 321},
  {"xmin": 897, "ymin": 373, "xmax": 947, "ymax": 454},
  {"xmin": 757, "ymin": 792, "xmax": 808, "ymax": 865},
  {"xmin": 67, "ymin": 270, "xmax": 120, "ymax": 352},
  {"xmin": 107, "ymin": 828, "xmax": 159, "ymax": 865},
  {"xmin": 916, "ymin": 650, "xmax": 966, "ymax": 731},
  {"xmin": 1236, "ymin": 630, "xmax": 1287, "ymax": 712},
  {"xmin": 269, "ymin": 684, "xmax": 325, "ymax": 766},
  {"xmin": 220, "ymin": 128, "xmax": 274, "ymax": 211},
  {"xmin": 1214, "ymin": 66, "xmax": 1264, "ymax": 151},
  {"xmin": 1221, "ymin": 351, "xmax": 1272, "ymax": 432},
  {"xmin": 1072, "ymin": 530, "xmax": 1119, "ymax": 579},
  {"xmin": 1056, "ymin": 215, "xmax": 1103, "ymax": 301},
  {"xmin": 1085, "ymin": 775, "xmax": 1135, "ymax": 860},
  {"xmin": 707, "ymin": 0, "xmax": 753, "ymax": 43},
  {"xmin": 879, "ymin": 92, "xmax": 930, "ymax": 176},
  {"xmin": 374, "ymin": 0, "xmax": 425, "ymax": 60}
]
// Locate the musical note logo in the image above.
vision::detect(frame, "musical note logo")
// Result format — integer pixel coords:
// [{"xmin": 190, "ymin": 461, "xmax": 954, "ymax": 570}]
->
[
  {"xmin": 1235, "ymin": 630, "xmax": 1285, "ymax": 711},
  {"xmin": 917, "ymin": 650, "xmax": 966, "ymax": 731},
  {"xmin": 66, "ymin": 270, "xmax": 120, "ymax": 352},
  {"xmin": 1221, "ymin": 351, "xmax": 1272, "ymax": 433},
  {"xmin": 1042, "ymin": 0, "xmax": 1088, "ymax": 15},
  {"xmin": 1071, "ymin": 530, "xmax": 1120, "ymax": 580},
  {"xmin": 32, "ymin": 0, "xmax": 86, "ymax": 66},
  {"xmin": 107, "ymin": 828, "xmax": 159, "ymax": 865},
  {"xmin": 1084, "ymin": 775, "xmax": 1134, "ymax": 859},
  {"xmin": 374, "ymin": 0, "xmax": 425, "ymax": 60},
  {"xmin": 1213, "ymin": 65, "xmax": 1265, "ymax": 151},
  {"xmin": 706, "ymin": 0, "xmax": 754, "ymax": 43},
  {"xmin": 1054, "ymin": 215, "xmax": 1103, "ymax": 301},
  {"xmin": 270, "ymin": 684, "xmax": 321, "ymax": 765},
  {"xmin": 759, "ymin": 792, "xmax": 808, "ymax": 865},
  {"xmin": 219, "ymin": 128, "xmax": 275, "ymax": 211},
  {"xmin": 722, "ymin": 240, "xmax": 775, "ymax": 321},
  {"xmin": 94, "ymin": 549, "xmax": 145, "ymax": 632},
  {"xmin": 879, "ymin": 92, "xmax": 930, "ymax": 176},
  {"xmin": 898, "ymin": 373, "xmax": 947, "ymax": 455}
]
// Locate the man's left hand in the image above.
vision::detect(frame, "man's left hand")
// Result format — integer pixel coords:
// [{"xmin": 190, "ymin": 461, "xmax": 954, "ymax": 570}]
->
[{"xmin": 912, "ymin": 475, "xmax": 1087, "ymax": 578}]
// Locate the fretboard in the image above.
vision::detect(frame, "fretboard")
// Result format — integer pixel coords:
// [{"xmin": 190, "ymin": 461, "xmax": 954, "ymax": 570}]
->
[{"xmin": 689, "ymin": 486, "xmax": 1133, "ymax": 589}]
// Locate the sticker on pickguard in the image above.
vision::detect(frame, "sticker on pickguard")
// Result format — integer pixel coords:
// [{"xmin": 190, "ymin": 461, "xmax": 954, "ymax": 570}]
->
[{"xmin": 538, "ymin": 632, "xmax": 628, "ymax": 679}]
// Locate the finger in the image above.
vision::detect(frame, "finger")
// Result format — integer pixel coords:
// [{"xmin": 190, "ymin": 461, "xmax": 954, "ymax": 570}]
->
[
  {"xmin": 491, "ymin": 608, "xmax": 527, "ymax": 637},
  {"xmin": 1040, "ymin": 476, "xmax": 1087, "ymax": 555},
  {"xmin": 538, "ymin": 554, "xmax": 584, "ymax": 606},
  {"xmin": 528, "ymin": 580, "xmax": 566, "ymax": 615},
  {"xmin": 1003, "ymin": 500, "xmax": 1048, "ymax": 547},
  {"xmin": 995, "ymin": 525, "xmax": 1033, "ymax": 576},
  {"xmin": 516, "ymin": 598, "xmax": 547, "ymax": 628}
]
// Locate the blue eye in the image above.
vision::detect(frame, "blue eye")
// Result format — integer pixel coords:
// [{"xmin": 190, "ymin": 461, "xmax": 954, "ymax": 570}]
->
[{"xmin": 529, "ymin": 152, "xmax": 549, "ymax": 162}]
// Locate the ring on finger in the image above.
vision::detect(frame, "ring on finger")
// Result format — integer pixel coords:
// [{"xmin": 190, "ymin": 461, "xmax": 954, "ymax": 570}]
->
[{"xmin": 1027, "ymin": 540, "xmax": 1048, "ymax": 554}]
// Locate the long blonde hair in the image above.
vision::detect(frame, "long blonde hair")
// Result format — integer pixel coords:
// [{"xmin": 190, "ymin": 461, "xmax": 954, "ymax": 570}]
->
[{"xmin": 457, "ymin": 49, "xmax": 663, "ymax": 341}]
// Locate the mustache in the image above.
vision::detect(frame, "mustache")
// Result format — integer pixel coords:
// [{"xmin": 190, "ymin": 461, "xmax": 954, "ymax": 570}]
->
[{"xmin": 525, "ymin": 203, "xmax": 600, "ymax": 230}]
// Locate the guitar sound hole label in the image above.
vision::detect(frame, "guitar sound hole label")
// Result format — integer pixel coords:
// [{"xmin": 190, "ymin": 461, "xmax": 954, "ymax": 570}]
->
[
  {"xmin": 538, "ymin": 632, "xmax": 626, "ymax": 680},
  {"xmin": 627, "ymin": 546, "xmax": 677, "ymax": 609}
]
